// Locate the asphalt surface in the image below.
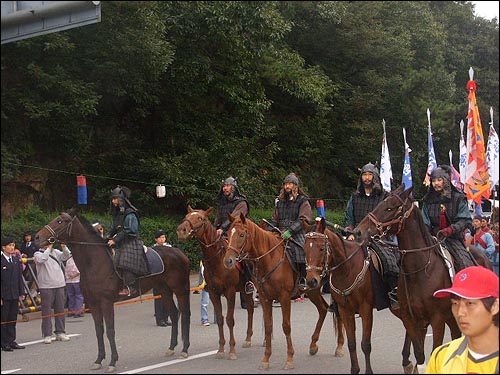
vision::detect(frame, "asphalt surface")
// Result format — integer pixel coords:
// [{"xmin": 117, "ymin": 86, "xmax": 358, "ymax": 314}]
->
[{"xmin": 1, "ymin": 273, "xmax": 449, "ymax": 374}]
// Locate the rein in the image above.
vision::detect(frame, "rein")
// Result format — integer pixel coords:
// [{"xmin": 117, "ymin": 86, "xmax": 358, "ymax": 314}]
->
[
  {"xmin": 43, "ymin": 212, "xmax": 107, "ymax": 246},
  {"xmin": 305, "ymin": 231, "xmax": 370, "ymax": 297}
]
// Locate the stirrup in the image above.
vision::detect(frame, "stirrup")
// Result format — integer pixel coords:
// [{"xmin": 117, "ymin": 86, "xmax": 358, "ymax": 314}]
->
[
  {"xmin": 245, "ymin": 281, "xmax": 255, "ymax": 294},
  {"xmin": 298, "ymin": 277, "xmax": 308, "ymax": 291},
  {"xmin": 388, "ymin": 287, "xmax": 399, "ymax": 309}
]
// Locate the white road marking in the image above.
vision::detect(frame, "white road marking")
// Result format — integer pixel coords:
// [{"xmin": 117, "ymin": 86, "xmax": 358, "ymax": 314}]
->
[
  {"xmin": 1, "ymin": 369, "xmax": 21, "ymax": 374},
  {"xmin": 19, "ymin": 333, "xmax": 81, "ymax": 346},
  {"xmin": 119, "ymin": 350, "xmax": 219, "ymax": 374}
]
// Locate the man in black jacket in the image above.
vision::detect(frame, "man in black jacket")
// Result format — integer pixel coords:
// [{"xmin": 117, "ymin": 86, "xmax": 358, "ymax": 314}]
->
[{"xmin": 1, "ymin": 237, "xmax": 26, "ymax": 351}]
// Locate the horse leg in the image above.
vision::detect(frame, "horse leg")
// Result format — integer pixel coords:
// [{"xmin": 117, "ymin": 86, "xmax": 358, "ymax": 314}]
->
[
  {"xmin": 401, "ymin": 331, "xmax": 414, "ymax": 374},
  {"xmin": 175, "ymin": 292, "xmax": 190, "ymax": 357},
  {"xmin": 210, "ymin": 292, "xmax": 226, "ymax": 358},
  {"xmin": 164, "ymin": 293, "xmax": 180, "ymax": 356},
  {"xmin": 258, "ymin": 297, "xmax": 273, "ymax": 370},
  {"xmin": 333, "ymin": 305, "xmax": 345, "ymax": 357},
  {"xmin": 242, "ymin": 292, "xmax": 254, "ymax": 348},
  {"xmin": 339, "ymin": 306, "xmax": 360, "ymax": 374},
  {"xmin": 90, "ymin": 305, "xmax": 106, "ymax": 371},
  {"xmin": 280, "ymin": 297, "xmax": 294, "ymax": 370},
  {"xmin": 102, "ymin": 301, "xmax": 118, "ymax": 373},
  {"xmin": 429, "ymin": 319, "xmax": 446, "ymax": 351},
  {"xmin": 359, "ymin": 307, "xmax": 374, "ymax": 374},
  {"xmin": 446, "ymin": 317, "xmax": 461, "ymax": 340},
  {"xmin": 305, "ymin": 289, "xmax": 328, "ymax": 356},
  {"xmin": 225, "ymin": 291, "xmax": 237, "ymax": 360}
]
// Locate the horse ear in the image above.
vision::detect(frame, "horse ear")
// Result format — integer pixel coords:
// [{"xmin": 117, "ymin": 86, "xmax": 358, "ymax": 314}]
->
[
  {"xmin": 187, "ymin": 205, "xmax": 193, "ymax": 213},
  {"xmin": 68, "ymin": 207, "xmax": 79, "ymax": 216},
  {"xmin": 227, "ymin": 213, "xmax": 236, "ymax": 223},
  {"xmin": 240, "ymin": 212, "xmax": 246, "ymax": 223},
  {"xmin": 206, "ymin": 207, "xmax": 215, "ymax": 216}
]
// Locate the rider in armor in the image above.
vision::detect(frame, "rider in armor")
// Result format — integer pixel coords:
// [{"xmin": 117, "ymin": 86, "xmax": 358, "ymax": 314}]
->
[
  {"xmin": 422, "ymin": 165, "xmax": 475, "ymax": 271},
  {"xmin": 266, "ymin": 173, "xmax": 311, "ymax": 300},
  {"xmin": 214, "ymin": 177, "xmax": 255, "ymax": 295},
  {"xmin": 107, "ymin": 185, "xmax": 149, "ymax": 297},
  {"xmin": 346, "ymin": 162, "xmax": 400, "ymax": 309}
]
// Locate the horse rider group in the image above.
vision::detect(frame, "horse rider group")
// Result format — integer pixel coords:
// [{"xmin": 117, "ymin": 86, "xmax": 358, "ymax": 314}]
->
[{"xmin": 106, "ymin": 162, "xmax": 480, "ymax": 304}]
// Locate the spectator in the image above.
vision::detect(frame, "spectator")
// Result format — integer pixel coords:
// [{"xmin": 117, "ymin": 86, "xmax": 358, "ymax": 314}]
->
[
  {"xmin": 492, "ymin": 219, "xmax": 499, "ymax": 276},
  {"xmin": 151, "ymin": 230, "xmax": 172, "ymax": 327},
  {"xmin": 466, "ymin": 216, "xmax": 495, "ymax": 272},
  {"xmin": 199, "ymin": 260, "xmax": 214, "ymax": 326},
  {"xmin": 64, "ymin": 256, "xmax": 84, "ymax": 318},
  {"xmin": 34, "ymin": 242, "xmax": 72, "ymax": 344},
  {"xmin": 426, "ymin": 266, "xmax": 498, "ymax": 373},
  {"xmin": 20, "ymin": 231, "xmax": 38, "ymax": 258},
  {"xmin": 92, "ymin": 221, "xmax": 105, "ymax": 238},
  {"xmin": 1, "ymin": 237, "xmax": 26, "ymax": 351},
  {"xmin": 481, "ymin": 216, "xmax": 491, "ymax": 233}
]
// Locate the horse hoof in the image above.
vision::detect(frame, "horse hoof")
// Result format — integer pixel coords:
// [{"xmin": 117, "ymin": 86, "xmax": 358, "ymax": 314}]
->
[
  {"xmin": 105, "ymin": 366, "xmax": 116, "ymax": 373},
  {"xmin": 283, "ymin": 361, "xmax": 294, "ymax": 370},
  {"xmin": 403, "ymin": 362, "xmax": 414, "ymax": 374},
  {"xmin": 259, "ymin": 362, "xmax": 270, "ymax": 370},
  {"xmin": 179, "ymin": 352, "xmax": 188, "ymax": 359},
  {"xmin": 309, "ymin": 345, "xmax": 318, "ymax": 356},
  {"xmin": 334, "ymin": 348, "xmax": 344, "ymax": 357},
  {"xmin": 215, "ymin": 351, "xmax": 225, "ymax": 359},
  {"xmin": 227, "ymin": 352, "xmax": 238, "ymax": 360},
  {"xmin": 416, "ymin": 364, "xmax": 427, "ymax": 373},
  {"xmin": 165, "ymin": 349, "xmax": 175, "ymax": 357},
  {"xmin": 241, "ymin": 340, "xmax": 251, "ymax": 348},
  {"xmin": 90, "ymin": 363, "xmax": 102, "ymax": 371}
]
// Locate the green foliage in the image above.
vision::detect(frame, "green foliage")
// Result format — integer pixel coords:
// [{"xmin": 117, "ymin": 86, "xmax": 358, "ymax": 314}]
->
[{"xmin": 0, "ymin": 205, "xmax": 54, "ymax": 241}]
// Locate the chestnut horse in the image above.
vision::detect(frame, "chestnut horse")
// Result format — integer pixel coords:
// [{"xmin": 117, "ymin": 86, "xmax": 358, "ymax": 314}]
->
[
  {"xmin": 35, "ymin": 208, "xmax": 191, "ymax": 373},
  {"xmin": 176, "ymin": 206, "xmax": 255, "ymax": 359},
  {"xmin": 304, "ymin": 218, "xmax": 413, "ymax": 374},
  {"xmin": 354, "ymin": 184, "xmax": 492, "ymax": 371},
  {"xmin": 223, "ymin": 213, "xmax": 344, "ymax": 370}
]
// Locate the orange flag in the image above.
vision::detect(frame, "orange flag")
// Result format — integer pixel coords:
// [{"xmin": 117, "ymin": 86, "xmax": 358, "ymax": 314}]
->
[{"xmin": 464, "ymin": 67, "xmax": 490, "ymax": 204}]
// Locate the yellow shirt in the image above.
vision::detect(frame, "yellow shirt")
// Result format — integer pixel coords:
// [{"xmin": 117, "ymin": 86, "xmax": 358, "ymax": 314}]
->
[{"xmin": 426, "ymin": 336, "xmax": 499, "ymax": 374}]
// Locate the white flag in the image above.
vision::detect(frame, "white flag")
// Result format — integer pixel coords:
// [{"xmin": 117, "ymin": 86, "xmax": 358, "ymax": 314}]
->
[
  {"xmin": 459, "ymin": 120, "xmax": 467, "ymax": 185},
  {"xmin": 486, "ymin": 107, "xmax": 499, "ymax": 189},
  {"xmin": 380, "ymin": 119, "xmax": 393, "ymax": 192}
]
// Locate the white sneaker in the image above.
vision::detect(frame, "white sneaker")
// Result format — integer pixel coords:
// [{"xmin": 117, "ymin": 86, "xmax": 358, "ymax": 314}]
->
[
  {"xmin": 43, "ymin": 336, "xmax": 52, "ymax": 344},
  {"xmin": 56, "ymin": 333, "xmax": 70, "ymax": 341}
]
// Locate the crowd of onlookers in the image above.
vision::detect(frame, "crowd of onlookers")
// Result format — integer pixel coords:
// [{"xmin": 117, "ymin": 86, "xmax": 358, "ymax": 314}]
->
[{"xmin": 464, "ymin": 215, "xmax": 499, "ymax": 276}]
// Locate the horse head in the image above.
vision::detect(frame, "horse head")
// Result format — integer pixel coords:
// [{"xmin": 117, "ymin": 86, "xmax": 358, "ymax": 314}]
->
[
  {"xmin": 176, "ymin": 205, "xmax": 215, "ymax": 241},
  {"xmin": 304, "ymin": 217, "xmax": 330, "ymax": 289},
  {"xmin": 223, "ymin": 212, "xmax": 249, "ymax": 269},
  {"xmin": 35, "ymin": 208, "xmax": 79, "ymax": 248},
  {"xmin": 355, "ymin": 184, "xmax": 414, "ymax": 241}
]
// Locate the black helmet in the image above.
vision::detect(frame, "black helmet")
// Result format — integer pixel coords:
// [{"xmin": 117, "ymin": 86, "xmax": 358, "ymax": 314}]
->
[
  {"xmin": 110, "ymin": 185, "xmax": 131, "ymax": 200},
  {"xmin": 222, "ymin": 176, "xmax": 238, "ymax": 188},
  {"xmin": 430, "ymin": 166, "xmax": 451, "ymax": 182},
  {"xmin": 154, "ymin": 229, "xmax": 165, "ymax": 239},
  {"xmin": 360, "ymin": 162, "xmax": 379, "ymax": 175},
  {"xmin": 283, "ymin": 173, "xmax": 299, "ymax": 185}
]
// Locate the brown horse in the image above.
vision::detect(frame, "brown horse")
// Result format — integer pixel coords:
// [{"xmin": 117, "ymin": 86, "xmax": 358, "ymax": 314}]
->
[
  {"xmin": 304, "ymin": 218, "xmax": 413, "ymax": 374},
  {"xmin": 176, "ymin": 206, "xmax": 254, "ymax": 359},
  {"xmin": 354, "ymin": 184, "xmax": 492, "ymax": 371},
  {"xmin": 223, "ymin": 213, "xmax": 344, "ymax": 370},
  {"xmin": 35, "ymin": 208, "xmax": 191, "ymax": 373}
]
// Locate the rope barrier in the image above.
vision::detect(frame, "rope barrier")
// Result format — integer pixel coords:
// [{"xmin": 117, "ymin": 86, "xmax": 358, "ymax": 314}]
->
[{"xmin": 2, "ymin": 284, "xmax": 204, "ymax": 325}]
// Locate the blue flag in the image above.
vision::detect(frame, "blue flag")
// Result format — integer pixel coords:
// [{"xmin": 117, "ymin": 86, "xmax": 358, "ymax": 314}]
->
[{"xmin": 402, "ymin": 128, "xmax": 413, "ymax": 190}]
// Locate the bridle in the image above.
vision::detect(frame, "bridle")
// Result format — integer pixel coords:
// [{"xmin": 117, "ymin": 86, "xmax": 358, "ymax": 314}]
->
[
  {"xmin": 182, "ymin": 213, "xmax": 224, "ymax": 262},
  {"xmin": 42, "ymin": 212, "xmax": 106, "ymax": 246},
  {"xmin": 43, "ymin": 212, "xmax": 77, "ymax": 244},
  {"xmin": 305, "ymin": 231, "xmax": 369, "ymax": 297},
  {"xmin": 366, "ymin": 193, "xmax": 415, "ymax": 238}
]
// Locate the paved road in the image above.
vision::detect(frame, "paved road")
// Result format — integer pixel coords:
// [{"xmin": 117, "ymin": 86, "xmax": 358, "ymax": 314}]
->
[{"xmin": 1, "ymin": 274, "xmax": 449, "ymax": 374}]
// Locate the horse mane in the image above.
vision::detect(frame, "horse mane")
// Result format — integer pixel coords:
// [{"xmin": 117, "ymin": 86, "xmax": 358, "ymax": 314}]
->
[
  {"xmin": 405, "ymin": 195, "xmax": 436, "ymax": 248},
  {"xmin": 74, "ymin": 211, "xmax": 108, "ymax": 244}
]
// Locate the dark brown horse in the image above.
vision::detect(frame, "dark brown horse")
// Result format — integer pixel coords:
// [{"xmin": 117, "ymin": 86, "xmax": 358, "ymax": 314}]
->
[
  {"xmin": 35, "ymin": 208, "xmax": 191, "ymax": 372},
  {"xmin": 354, "ymin": 184, "xmax": 492, "ymax": 371},
  {"xmin": 176, "ymin": 206, "xmax": 255, "ymax": 359},
  {"xmin": 304, "ymin": 218, "xmax": 413, "ymax": 374},
  {"xmin": 223, "ymin": 213, "xmax": 344, "ymax": 370}
]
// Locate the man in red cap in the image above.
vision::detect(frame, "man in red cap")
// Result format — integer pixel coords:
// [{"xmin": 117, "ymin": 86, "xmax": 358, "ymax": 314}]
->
[{"xmin": 426, "ymin": 266, "xmax": 499, "ymax": 374}]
